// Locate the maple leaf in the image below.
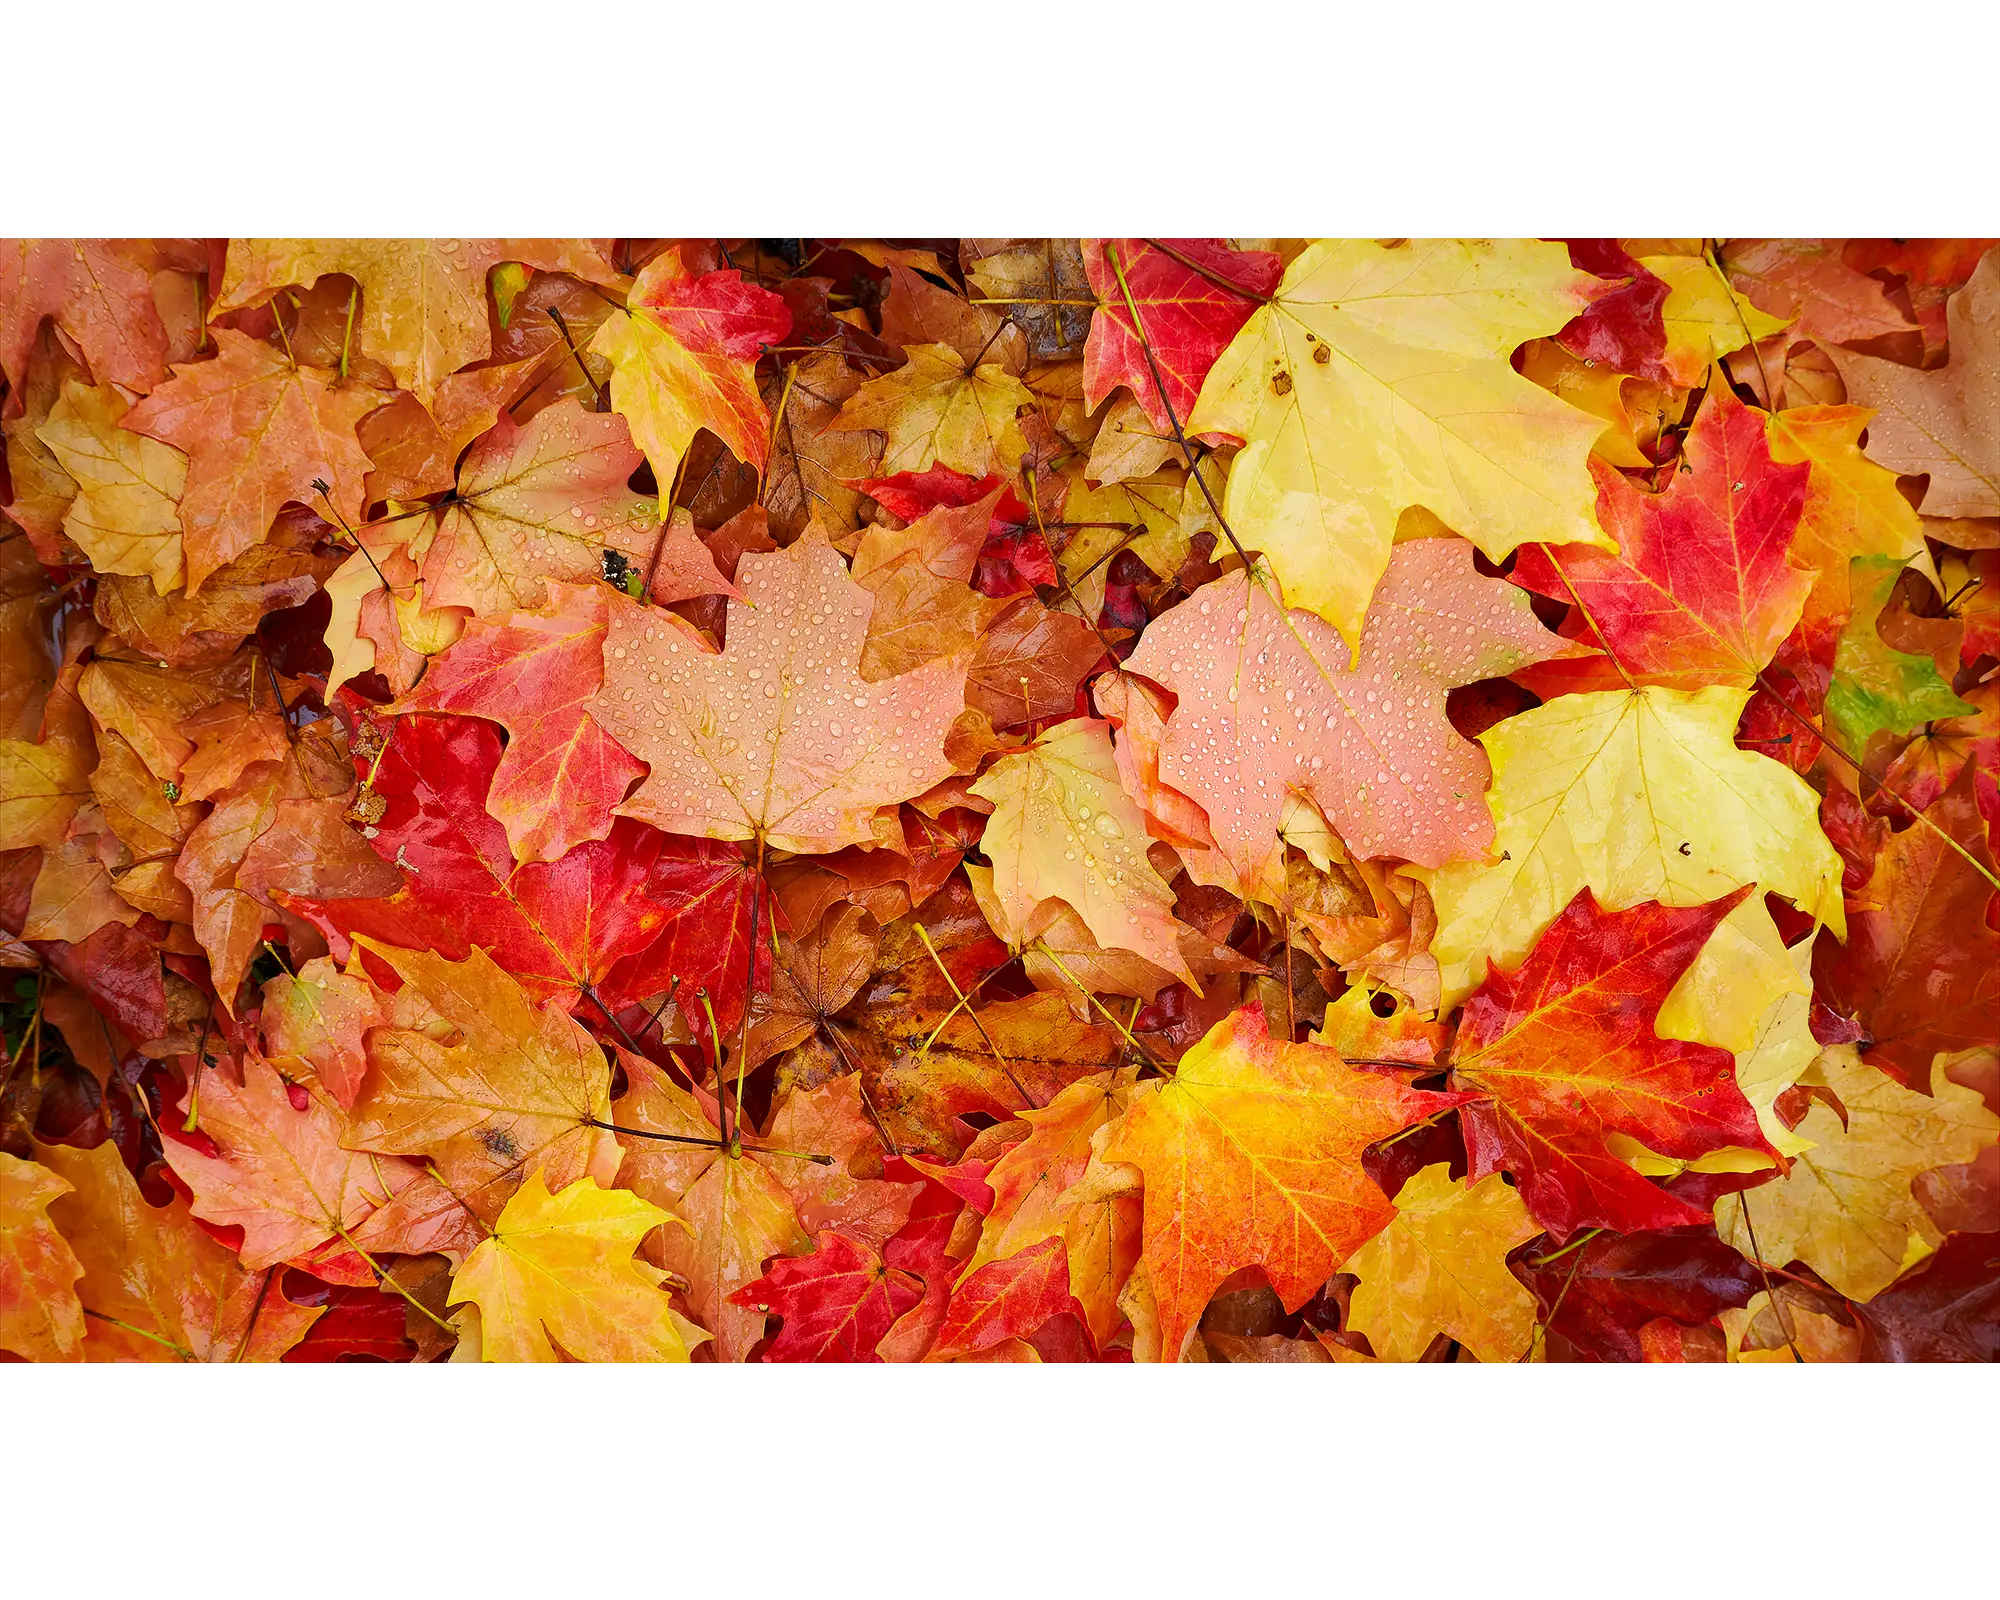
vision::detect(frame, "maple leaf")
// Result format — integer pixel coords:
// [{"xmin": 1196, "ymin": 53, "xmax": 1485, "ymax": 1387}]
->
[
  {"xmin": 1714, "ymin": 1047, "xmax": 2000, "ymax": 1302},
  {"xmin": 35, "ymin": 1139, "xmax": 321, "ymax": 1362},
  {"xmin": 417, "ymin": 399, "xmax": 731, "ymax": 620},
  {"xmin": 1879, "ymin": 681, "xmax": 2000, "ymax": 813},
  {"xmin": 849, "ymin": 491, "xmax": 1005, "ymax": 677},
  {"xmin": 591, "ymin": 529, "xmax": 968, "ymax": 854},
  {"xmin": 122, "ymin": 330, "xmax": 384, "ymax": 591},
  {"xmin": 397, "ymin": 580, "xmax": 647, "ymax": 863},
  {"xmin": 260, "ymin": 954, "xmax": 389, "ymax": 1109},
  {"xmin": 1343, "ymin": 1164, "xmax": 1541, "ymax": 1363},
  {"xmin": 926, "ymin": 1234, "xmax": 1077, "ymax": 1361},
  {"xmin": 1515, "ymin": 1228, "xmax": 1760, "ymax": 1363},
  {"xmin": 1765, "ymin": 404, "xmax": 1928, "ymax": 642},
  {"xmin": 957, "ymin": 1068, "xmax": 1141, "ymax": 1346},
  {"xmin": 1102, "ymin": 1003, "xmax": 1474, "ymax": 1362},
  {"xmin": 0, "ymin": 1152, "xmax": 85, "ymax": 1361},
  {"xmin": 449, "ymin": 1170, "xmax": 699, "ymax": 1362},
  {"xmin": 970, "ymin": 717, "xmax": 1195, "ymax": 982},
  {"xmin": 24, "ymin": 832, "xmax": 137, "ymax": 945},
  {"xmin": 1080, "ymin": 238, "xmax": 1283, "ymax": 433},
  {"xmin": 1815, "ymin": 770, "xmax": 2000, "ymax": 1089},
  {"xmin": 1123, "ymin": 540, "xmax": 1589, "ymax": 900},
  {"xmin": 1640, "ymin": 251, "xmax": 1790, "ymax": 386},
  {"xmin": 1654, "ymin": 893, "xmax": 1820, "ymax": 1158},
  {"xmin": 1185, "ymin": 238, "xmax": 1611, "ymax": 647},
  {"xmin": 968, "ymin": 599, "xmax": 1106, "ymax": 730},
  {"xmin": 1823, "ymin": 555, "xmax": 1974, "ymax": 752},
  {"xmin": 215, "ymin": 238, "xmax": 617, "ymax": 405},
  {"xmin": 33, "ymin": 379, "xmax": 186, "ymax": 593},
  {"xmin": 827, "ymin": 343, "xmax": 1033, "ymax": 479},
  {"xmin": 759, "ymin": 878, "xmax": 1115, "ymax": 1151},
  {"xmin": 762, "ymin": 1074, "xmax": 917, "ymax": 1248},
  {"xmin": 728, "ymin": 1228, "xmax": 922, "ymax": 1362},
  {"xmin": 763, "ymin": 352, "xmax": 880, "ymax": 541},
  {"xmin": 176, "ymin": 737, "xmax": 400, "ymax": 1012},
  {"xmin": 0, "ymin": 724, "xmax": 91, "ymax": 850},
  {"xmin": 608, "ymin": 1052, "xmax": 809, "ymax": 1361},
  {"xmin": 591, "ymin": 245, "xmax": 791, "ymax": 490},
  {"xmin": 161, "ymin": 1049, "xmax": 426, "ymax": 1269},
  {"xmin": 287, "ymin": 712, "xmax": 742, "ymax": 1022},
  {"xmin": 1852, "ymin": 1230, "xmax": 2000, "ymax": 1361},
  {"xmin": 346, "ymin": 938, "xmax": 622, "ymax": 1223},
  {"xmin": 0, "ymin": 239, "xmax": 169, "ymax": 415},
  {"xmin": 99, "ymin": 530, "xmax": 336, "ymax": 671},
  {"xmin": 1553, "ymin": 240, "xmax": 1672, "ymax": 381},
  {"xmin": 1414, "ymin": 685, "xmax": 1846, "ymax": 1006},
  {"xmin": 1512, "ymin": 382, "xmax": 1814, "ymax": 689},
  {"xmin": 1827, "ymin": 249, "xmax": 2000, "ymax": 517},
  {"xmin": 1721, "ymin": 238, "xmax": 1918, "ymax": 347},
  {"xmin": 1448, "ymin": 886, "xmax": 1770, "ymax": 1236}
]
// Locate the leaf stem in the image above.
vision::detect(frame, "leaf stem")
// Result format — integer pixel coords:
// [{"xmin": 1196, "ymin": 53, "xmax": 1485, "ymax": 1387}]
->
[{"xmin": 582, "ymin": 1116, "xmax": 830, "ymax": 1164}]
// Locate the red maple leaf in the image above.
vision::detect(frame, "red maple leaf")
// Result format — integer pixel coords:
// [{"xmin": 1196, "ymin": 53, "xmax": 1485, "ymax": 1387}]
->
[
  {"xmin": 1080, "ymin": 239, "xmax": 1283, "ymax": 433},
  {"xmin": 730, "ymin": 1229, "xmax": 922, "ymax": 1362},
  {"xmin": 1513, "ymin": 382, "xmax": 1813, "ymax": 690},
  {"xmin": 284, "ymin": 711, "xmax": 766, "ymax": 1030},
  {"xmin": 1451, "ymin": 885, "xmax": 1770, "ymax": 1236}
]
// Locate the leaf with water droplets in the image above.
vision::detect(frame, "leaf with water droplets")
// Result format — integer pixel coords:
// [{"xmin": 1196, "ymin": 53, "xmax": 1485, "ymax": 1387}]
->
[
  {"xmin": 1124, "ymin": 539, "xmax": 1590, "ymax": 902},
  {"xmin": 592, "ymin": 527, "xmax": 968, "ymax": 854},
  {"xmin": 1, "ymin": 238, "xmax": 169, "ymax": 414},
  {"xmin": 420, "ymin": 398, "xmax": 728, "ymax": 619},
  {"xmin": 970, "ymin": 716, "xmax": 1196, "ymax": 982}
]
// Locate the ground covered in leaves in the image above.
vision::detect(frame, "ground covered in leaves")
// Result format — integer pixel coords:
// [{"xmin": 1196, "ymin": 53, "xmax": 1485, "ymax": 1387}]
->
[{"xmin": 2, "ymin": 236, "xmax": 1997, "ymax": 1363}]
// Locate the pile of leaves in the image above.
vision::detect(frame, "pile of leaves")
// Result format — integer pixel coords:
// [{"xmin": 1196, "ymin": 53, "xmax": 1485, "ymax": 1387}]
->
[{"xmin": 2, "ymin": 236, "xmax": 1997, "ymax": 1364}]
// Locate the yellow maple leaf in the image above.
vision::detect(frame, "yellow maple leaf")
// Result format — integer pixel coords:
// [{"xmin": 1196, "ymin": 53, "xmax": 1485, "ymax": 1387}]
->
[
  {"xmin": 1654, "ymin": 892, "xmax": 1819, "ymax": 1160},
  {"xmin": 1640, "ymin": 252, "xmax": 1790, "ymax": 387},
  {"xmin": 448, "ymin": 1170, "xmax": 700, "ymax": 1362},
  {"xmin": 828, "ymin": 342, "xmax": 1032, "ymax": 478},
  {"xmin": 1714, "ymin": 1047, "xmax": 2000, "ymax": 1302},
  {"xmin": 1344, "ymin": 1163, "xmax": 1541, "ymax": 1363},
  {"xmin": 1766, "ymin": 405, "xmax": 1927, "ymax": 637},
  {"xmin": 970, "ymin": 717, "xmax": 1196, "ymax": 984},
  {"xmin": 1413, "ymin": 686, "xmax": 1845, "ymax": 1008},
  {"xmin": 1184, "ymin": 238, "xmax": 1611, "ymax": 649},
  {"xmin": 34, "ymin": 379, "xmax": 185, "ymax": 593}
]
